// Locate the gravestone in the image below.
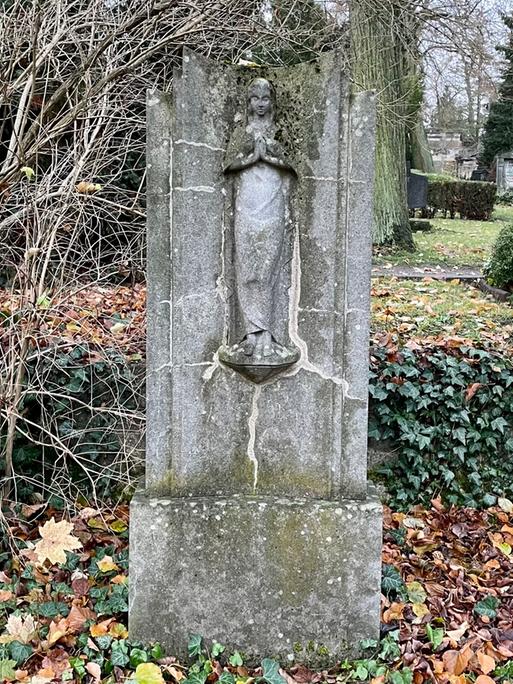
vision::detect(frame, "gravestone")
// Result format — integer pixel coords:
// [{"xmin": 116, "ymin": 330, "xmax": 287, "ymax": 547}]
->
[
  {"xmin": 129, "ymin": 49, "xmax": 382, "ymax": 664},
  {"xmin": 407, "ymin": 165, "xmax": 428, "ymax": 209},
  {"xmin": 496, "ymin": 152, "xmax": 513, "ymax": 192}
]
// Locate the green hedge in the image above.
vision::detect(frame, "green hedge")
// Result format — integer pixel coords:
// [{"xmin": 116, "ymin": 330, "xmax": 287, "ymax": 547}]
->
[
  {"xmin": 424, "ymin": 174, "xmax": 496, "ymax": 220},
  {"xmin": 369, "ymin": 344, "xmax": 513, "ymax": 509},
  {"xmin": 485, "ymin": 222, "xmax": 513, "ymax": 290}
]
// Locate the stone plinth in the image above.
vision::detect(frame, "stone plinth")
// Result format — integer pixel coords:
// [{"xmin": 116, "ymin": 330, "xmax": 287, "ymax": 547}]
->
[{"xmin": 129, "ymin": 490, "xmax": 382, "ymax": 664}]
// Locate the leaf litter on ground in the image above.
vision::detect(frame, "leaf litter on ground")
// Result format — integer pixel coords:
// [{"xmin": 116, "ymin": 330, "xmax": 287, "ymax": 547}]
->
[{"xmin": 0, "ymin": 500, "xmax": 513, "ymax": 683}]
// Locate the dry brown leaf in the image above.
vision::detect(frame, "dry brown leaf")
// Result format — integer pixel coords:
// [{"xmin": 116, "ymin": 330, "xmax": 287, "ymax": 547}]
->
[
  {"xmin": 475, "ymin": 677, "xmax": 496, "ymax": 684},
  {"xmin": 34, "ymin": 518, "xmax": 82, "ymax": 565},
  {"xmin": 75, "ymin": 181, "xmax": 101, "ymax": 194},
  {"xmin": 446, "ymin": 621, "xmax": 469, "ymax": 643},
  {"xmin": 383, "ymin": 602, "xmax": 405, "ymax": 622},
  {"xmin": 67, "ymin": 604, "xmax": 95, "ymax": 633},
  {"xmin": 90, "ymin": 618, "xmax": 114, "ymax": 637},
  {"xmin": 86, "ymin": 662, "xmax": 101, "ymax": 682},
  {"xmin": 442, "ymin": 645, "xmax": 473, "ymax": 676},
  {"xmin": 48, "ymin": 618, "xmax": 69, "ymax": 645},
  {"xmin": 476, "ymin": 651, "xmax": 495, "ymax": 675}
]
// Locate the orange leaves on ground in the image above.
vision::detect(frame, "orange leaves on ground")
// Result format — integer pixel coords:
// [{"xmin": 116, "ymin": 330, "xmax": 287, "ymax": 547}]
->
[
  {"xmin": 475, "ymin": 651, "xmax": 495, "ymax": 675},
  {"xmin": 34, "ymin": 518, "xmax": 82, "ymax": 565},
  {"xmin": 442, "ymin": 645, "xmax": 473, "ymax": 676}
]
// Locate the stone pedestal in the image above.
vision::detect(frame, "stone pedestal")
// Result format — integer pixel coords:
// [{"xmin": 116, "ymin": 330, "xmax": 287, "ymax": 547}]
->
[
  {"xmin": 130, "ymin": 49, "xmax": 382, "ymax": 662},
  {"xmin": 130, "ymin": 491, "xmax": 382, "ymax": 664}
]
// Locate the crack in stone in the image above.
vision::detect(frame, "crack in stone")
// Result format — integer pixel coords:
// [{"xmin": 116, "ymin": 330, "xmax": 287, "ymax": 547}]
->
[
  {"xmin": 286, "ymin": 227, "xmax": 347, "ymax": 390},
  {"xmin": 202, "ymin": 350, "xmax": 221, "ymax": 382},
  {"xmin": 303, "ymin": 175, "xmax": 340, "ymax": 182},
  {"xmin": 247, "ymin": 385, "xmax": 261, "ymax": 492},
  {"xmin": 175, "ymin": 185, "xmax": 216, "ymax": 193},
  {"xmin": 216, "ymin": 199, "xmax": 230, "ymax": 344},
  {"xmin": 174, "ymin": 139, "xmax": 225, "ymax": 152}
]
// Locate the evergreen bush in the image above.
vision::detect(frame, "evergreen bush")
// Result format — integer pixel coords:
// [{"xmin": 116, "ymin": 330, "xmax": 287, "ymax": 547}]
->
[
  {"xmin": 485, "ymin": 222, "xmax": 513, "ymax": 290},
  {"xmin": 369, "ymin": 344, "xmax": 513, "ymax": 509},
  {"xmin": 425, "ymin": 174, "xmax": 496, "ymax": 220},
  {"xmin": 480, "ymin": 14, "xmax": 513, "ymax": 168}
]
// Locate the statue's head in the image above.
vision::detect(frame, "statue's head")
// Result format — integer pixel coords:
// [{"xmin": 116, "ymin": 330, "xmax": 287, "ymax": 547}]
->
[{"xmin": 247, "ymin": 78, "xmax": 274, "ymax": 121}]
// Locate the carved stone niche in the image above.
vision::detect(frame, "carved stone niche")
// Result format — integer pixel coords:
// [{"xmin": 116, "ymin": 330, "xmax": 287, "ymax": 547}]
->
[{"xmin": 218, "ymin": 76, "xmax": 300, "ymax": 384}]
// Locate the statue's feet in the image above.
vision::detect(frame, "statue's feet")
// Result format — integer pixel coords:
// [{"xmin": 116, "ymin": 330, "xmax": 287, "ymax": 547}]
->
[{"xmin": 241, "ymin": 333, "xmax": 257, "ymax": 356}]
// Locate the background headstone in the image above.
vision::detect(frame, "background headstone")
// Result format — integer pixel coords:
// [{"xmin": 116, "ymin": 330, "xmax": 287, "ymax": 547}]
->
[{"xmin": 407, "ymin": 165, "xmax": 428, "ymax": 209}]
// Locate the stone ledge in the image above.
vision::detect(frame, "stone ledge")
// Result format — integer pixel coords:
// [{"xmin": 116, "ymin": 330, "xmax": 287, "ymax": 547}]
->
[{"xmin": 129, "ymin": 490, "xmax": 382, "ymax": 666}]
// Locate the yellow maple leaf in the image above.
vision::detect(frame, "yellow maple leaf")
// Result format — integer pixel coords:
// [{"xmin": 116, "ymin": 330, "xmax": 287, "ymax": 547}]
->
[
  {"xmin": 96, "ymin": 556, "xmax": 119, "ymax": 573},
  {"xmin": 34, "ymin": 518, "xmax": 82, "ymax": 565}
]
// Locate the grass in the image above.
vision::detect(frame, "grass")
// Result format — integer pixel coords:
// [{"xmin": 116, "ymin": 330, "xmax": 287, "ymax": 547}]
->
[
  {"xmin": 371, "ymin": 276, "xmax": 513, "ymax": 349},
  {"xmin": 373, "ymin": 204, "xmax": 513, "ymax": 268}
]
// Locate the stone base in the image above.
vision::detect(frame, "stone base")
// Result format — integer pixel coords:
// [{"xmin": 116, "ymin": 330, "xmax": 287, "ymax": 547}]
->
[{"xmin": 129, "ymin": 491, "xmax": 382, "ymax": 665}]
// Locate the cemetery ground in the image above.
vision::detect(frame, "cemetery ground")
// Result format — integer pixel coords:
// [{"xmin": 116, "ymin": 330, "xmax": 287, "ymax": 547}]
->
[
  {"xmin": 373, "ymin": 206, "xmax": 513, "ymax": 270},
  {"xmin": 1, "ymin": 210, "xmax": 513, "ymax": 683}
]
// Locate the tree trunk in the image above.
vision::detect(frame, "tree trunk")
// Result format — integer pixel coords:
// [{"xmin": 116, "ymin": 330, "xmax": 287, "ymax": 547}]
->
[
  {"xmin": 350, "ymin": 0, "xmax": 414, "ymax": 249},
  {"xmin": 410, "ymin": 113, "xmax": 435, "ymax": 172}
]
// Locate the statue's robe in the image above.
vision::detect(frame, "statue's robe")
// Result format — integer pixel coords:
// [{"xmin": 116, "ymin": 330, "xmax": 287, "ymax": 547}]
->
[{"xmin": 225, "ymin": 128, "xmax": 295, "ymax": 340}]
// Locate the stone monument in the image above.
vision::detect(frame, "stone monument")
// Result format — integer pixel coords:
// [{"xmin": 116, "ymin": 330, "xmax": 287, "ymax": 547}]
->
[{"xmin": 129, "ymin": 49, "xmax": 382, "ymax": 664}]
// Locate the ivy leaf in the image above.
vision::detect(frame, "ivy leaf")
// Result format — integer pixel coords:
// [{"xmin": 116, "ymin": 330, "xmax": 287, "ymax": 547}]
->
[
  {"xmin": 218, "ymin": 672, "xmax": 235, "ymax": 684},
  {"xmin": 425, "ymin": 623, "xmax": 444, "ymax": 649},
  {"xmin": 211, "ymin": 642, "xmax": 225, "ymax": 658},
  {"xmin": 381, "ymin": 564, "xmax": 404, "ymax": 597},
  {"xmin": 110, "ymin": 640, "xmax": 129, "ymax": 667},
  {"xmin": 259, "ymin": 658, "xmax": 286, "ymax": 684},
  {"xmin": 9, "ymin": 640, "xmax": 33, "ymax": 664},
  {"xmin": 188, "ymin": 634, "xmax": 203, "ymax": 660},
  {"xmin": 406, "ymin": 581, "xmax": 426, "ymax": 604},
  {"xmin": 130, "ymin": 647, "xmax": 149, "ymax": 667},
  {"xmin": 0, "ymin": 660, "xmax": 16, "ymax": 681},
  {"xmin": 228, "ymin": 651, "xmax": 243, "ymax": 667},
  {"xmin": 474, "ymin": 595, "xmax": 500, "ymax": 619}
]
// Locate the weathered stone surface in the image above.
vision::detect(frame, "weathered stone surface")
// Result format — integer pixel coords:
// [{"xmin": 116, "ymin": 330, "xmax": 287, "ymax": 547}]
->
[
  {"xmin": 144, "ymin": 50, "xmax": 376, "ymax": 501},
  {"xmin": 133, "ymin": 50, "xmax": 382, "ymax": 662},
  {"xmin": 129, "ymin": 489, "xmax": 383, "ymax": 665}
]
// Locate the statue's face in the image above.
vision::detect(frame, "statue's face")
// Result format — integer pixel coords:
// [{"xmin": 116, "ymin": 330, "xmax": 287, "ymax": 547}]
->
[{"xmin": 248, "ymin": 82, "xmax": 272, "ymax": 118}]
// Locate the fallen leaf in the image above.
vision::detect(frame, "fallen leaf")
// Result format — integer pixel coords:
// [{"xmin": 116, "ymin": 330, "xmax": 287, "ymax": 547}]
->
[
  {"xmin": 442, "ymin": 645, "xmax": 473, "ymax": 675},
  {"xmin": 0, "ymin": 614, "xmax": 37, "ymax": 644},
  {"xmin": 34, "ymin": 518, "xmax": 82, "ymax": 565},
  {"xmin": 96, "ymin": 556, "xmax": 119, "ymax": 573},
  {"xmin": 48, "ymin": 618, "xmax": 69, "ymax": 645},
  {"xmin": 498, "ymin": 497, "xmax": 513, "ymax": 513},
  {"xmin": 446, "ymin": 621, "xmax": 469, "ymax": 643},
  {"xmin": 134, "ymin": 662, "xmax": 165, "ymax": 684},
  {"xmin": 86, "ymin": 662, "xmax": 101, "ymax": 682},
  {"xmin": 476, "ymin": 651, "xmax": 496, "ymax": 675},
  {"xmin": 67, "ymin": 604, "xmax": 95, "ymax": 633}
]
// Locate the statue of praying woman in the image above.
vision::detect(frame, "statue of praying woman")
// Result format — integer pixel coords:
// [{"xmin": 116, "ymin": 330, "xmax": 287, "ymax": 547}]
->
[{"xmin": 220, "ymin": 77, "xmax": 300, "ymax": 382}]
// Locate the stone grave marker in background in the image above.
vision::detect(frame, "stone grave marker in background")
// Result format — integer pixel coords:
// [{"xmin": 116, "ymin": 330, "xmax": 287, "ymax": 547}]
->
[
  {"xmin": 129, "ymin": 49, "xmax": 382, "ymax": 664},
  {"xmin": 407, "ymin": 164, "xmax": 428, "ymax": 210}
]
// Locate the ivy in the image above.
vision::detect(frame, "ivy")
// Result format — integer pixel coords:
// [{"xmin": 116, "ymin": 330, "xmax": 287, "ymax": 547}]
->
[{"xmin": 369, "ymin": 345, "xmax": 513, "ymax": 508}]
